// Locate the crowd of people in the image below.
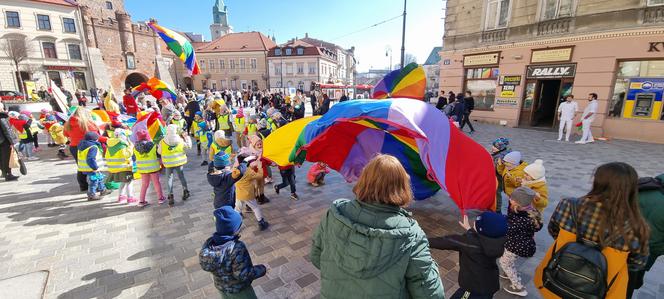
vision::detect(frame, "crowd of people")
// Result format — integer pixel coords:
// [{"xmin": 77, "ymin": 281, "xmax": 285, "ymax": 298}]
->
[{"xmin": 0, "ymin": 86, "xmax": 662, "ymax": 299}]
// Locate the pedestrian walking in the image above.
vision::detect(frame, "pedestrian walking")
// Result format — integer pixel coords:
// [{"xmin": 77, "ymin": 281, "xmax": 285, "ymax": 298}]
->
[
  {"xmin": 0, "ymin": 111, "xmax": 19, "ymax": 181},
  {"xmin": 557, "ymin": 95, "xmax": 578, "ymax": 142},
  {"xmin": 576, "ymin": 93, "xmax": 599, "ymax": 144},
  {"xmin": 460, "ymin": 91, "xmax": 476, "ymax": 133},
  {"xmin": 64, "ymin": 107, "xmax": 103, "ymax": 191}
]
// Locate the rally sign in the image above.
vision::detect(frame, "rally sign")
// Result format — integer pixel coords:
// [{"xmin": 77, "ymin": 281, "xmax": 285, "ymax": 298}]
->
[{"xmin": 526, "ymin": 64, "xmax": 576, "ymax": 79}]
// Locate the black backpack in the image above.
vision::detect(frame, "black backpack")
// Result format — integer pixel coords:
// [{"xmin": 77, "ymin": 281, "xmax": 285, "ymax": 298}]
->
[
  {"xmin": 638, "ymin": 176, "xmax": 664, "ymax": 194},
  {"xmin": 542, "ymin": 198, "xmax": 619, "ymax": 299}
]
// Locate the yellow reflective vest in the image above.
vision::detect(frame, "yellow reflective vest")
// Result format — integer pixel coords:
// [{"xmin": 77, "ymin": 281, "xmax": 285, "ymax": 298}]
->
[
  {"xmin": 210, "ymin": 142, "xmax": 232, "ymax": 157},
  {"xmin": 234, "ymin": 117, "xmax": 245, "ymax": 132},
  {"xmin": 247, "ymin": 123, "xmax": 257, "ymax": 136},
  {"xmin": 217, "ymin": 114, "xmax": 231, "ymax": 130},
  {"xmin": 171, "ymin": 119, "xmax": 186, "ymax": 133},
  {"xmin": 105, "ymin": 139, "xmax": 133, "ymax": 173},
  {"xmin": 134, "ymin": 145, "xmax": 161, "ymax": 174},
  {"xmin": 77, "ymin": 146, "xmax": 106, "ymax": 172},
  {"xmin": 160, "ymin": 140, "xmax": 187, "ymax": 168},
  {"xmin": 267, "ymin": 118, "xmax": 277, "ymax": 132}
]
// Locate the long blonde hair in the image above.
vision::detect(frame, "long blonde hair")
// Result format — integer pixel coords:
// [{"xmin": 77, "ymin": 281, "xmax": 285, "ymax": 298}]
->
[
  {"xmin": 353, "ymin": 154, "xmax": 413, "ymax": 207},
  {"xmin": 65, "ymin": 107, "xmax": 93, "ymax": 132}
]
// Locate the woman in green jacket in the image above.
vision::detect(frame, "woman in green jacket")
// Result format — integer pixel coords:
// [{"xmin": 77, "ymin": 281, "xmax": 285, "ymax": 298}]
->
[{"xmin": 310, "ymin": 154, "xmax": 445, "ymax": 299}]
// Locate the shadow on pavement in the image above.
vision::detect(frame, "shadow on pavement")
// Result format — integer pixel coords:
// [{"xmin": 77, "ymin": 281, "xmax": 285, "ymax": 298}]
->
[{"xmin": 56, "ymin": 268, "xmax": 152, "ymax": 299}]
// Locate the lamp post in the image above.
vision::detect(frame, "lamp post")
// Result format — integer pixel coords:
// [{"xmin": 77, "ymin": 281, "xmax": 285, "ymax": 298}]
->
[
  {"xmin": 386, "ymin": 47, "xmax": 393, "ymax": 71},
  {"xmin": 400, "ymin": 0, "xmax": 407, "ymax": 69}
]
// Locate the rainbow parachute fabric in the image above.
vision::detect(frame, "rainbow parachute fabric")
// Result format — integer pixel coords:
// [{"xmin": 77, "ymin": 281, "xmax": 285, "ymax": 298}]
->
[
  {"xmin": 131, "ymin": 77, "xmax": 177, "ymax": 101},
  {"xmin": 371, "ymin": 63, "xmax": 426, "ymax": 100},
  {"xmin": 131, "ymin": 111, "xmax": 165, "ymax": 144},
  {"xmin": 263, "ymin": 99, "xmax": 497, "ymax": 211},
  {"xmin": 148, "ymin": 21, "xmax": 200, "ymax": 75}
]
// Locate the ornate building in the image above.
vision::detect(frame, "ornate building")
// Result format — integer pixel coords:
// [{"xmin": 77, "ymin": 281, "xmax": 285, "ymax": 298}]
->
[{"xmin": 210, "ymin": 0, "xmax": 232, "ymax": 41}]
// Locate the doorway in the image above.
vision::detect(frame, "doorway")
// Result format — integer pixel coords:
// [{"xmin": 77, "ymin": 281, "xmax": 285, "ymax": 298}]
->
[
  {"xmin": 532, "ymin": 80, "xmax": 560, "ymax": 127},
  {"xmin": 124, "ymin": 72, "xmax": 148, "ymax": 90}
]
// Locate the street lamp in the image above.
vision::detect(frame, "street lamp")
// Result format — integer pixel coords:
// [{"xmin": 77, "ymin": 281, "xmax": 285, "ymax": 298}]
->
[{"xmin": 385, "ymin": 47, "xmax": 393, "ymax": 71}]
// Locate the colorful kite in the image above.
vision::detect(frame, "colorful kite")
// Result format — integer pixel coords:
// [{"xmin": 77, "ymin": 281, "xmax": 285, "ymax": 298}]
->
[
  {"xmin": 148, "ymin": 21, "xmax": 200, "ymax": 75},
  {"xmin": 371, "ymin": 63, "xmax": 426, "ymax": 100},
  {"xmin": 131, "ymin": 77, "xmax": 177, "ymax": 101},
  {"xmin": 263, "ymin": 99, "xmax": 496, "ymax": 210}
]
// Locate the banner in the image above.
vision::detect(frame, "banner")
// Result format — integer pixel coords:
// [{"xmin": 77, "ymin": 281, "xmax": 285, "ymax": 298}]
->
[{"xmin": 50, "ymin": 80, "xmax": 69, "ymax": 113}]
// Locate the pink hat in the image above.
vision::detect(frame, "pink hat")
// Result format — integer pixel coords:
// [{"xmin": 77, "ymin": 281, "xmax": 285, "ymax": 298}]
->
[
  {"xmin": 20, "ymin": 110, "xmax": 31, "ymax": 117},
  {"xmin": 237, "ymin": 107, "xmax": 244, "ymax": 118},
  {"xmin": 136, "ymin": 129, "xmax": 150, "ymax": 141}
]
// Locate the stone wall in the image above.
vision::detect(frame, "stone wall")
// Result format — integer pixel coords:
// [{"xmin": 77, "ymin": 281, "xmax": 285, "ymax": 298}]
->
[{"xmin": 75, "ymin": 0, "xmax": 125, "ymax": 19}]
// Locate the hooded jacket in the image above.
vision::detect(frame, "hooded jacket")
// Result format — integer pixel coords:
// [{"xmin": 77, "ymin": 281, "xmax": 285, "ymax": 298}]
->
[
  {"xmin": 428, "ymin": 229, "xmax": 506, "ymax": 295},
  {"xmin": 497, "ymin": 161, "xmax": 529, "ymax": 196},
  {"xmin": 207, "ymin": 167, "xmax": 242, "ymax": 209},
  {"xmin": 199, "ymin": 238, "xmax": 266, "ymax": 294},
  {"xmin": 638, "ymin": 173, "xmax": 664, "ymax": 271},
  {"xmin": 310, "ymin": 199, "xmax": 444, "ymax": 299},
  {"xmin": 78, "ymin": 139, "xmax": 102, "ymax": 171}
]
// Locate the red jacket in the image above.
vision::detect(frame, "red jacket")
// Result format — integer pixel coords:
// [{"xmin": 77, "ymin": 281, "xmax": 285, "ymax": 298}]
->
[
  {"xmin": 123, "ymin": 94, "xmax": 139, "ymax": 114},
  {"xmin": 63, "ymin": 116, "xmax": 103, "ymax": 147}
]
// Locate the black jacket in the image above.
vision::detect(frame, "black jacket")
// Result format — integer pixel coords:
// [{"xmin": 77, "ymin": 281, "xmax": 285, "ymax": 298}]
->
[
  {"xmin": 429, "ymin": 229, "xmax": 506, "ymax": 295},
  {"xmin": 465, "ymin": 96, "xmax": 475, "ymax": 112},
  {"xmin": 0, "ymin": 113, "xmax": 17, "ymax": 145},
  {"xmin": 435, "ymin": 96, "xmax": 447, "ymax": 110},
  {"xmin": 319, "ymin": 98, "xmax": 331, "ymax": 115}
]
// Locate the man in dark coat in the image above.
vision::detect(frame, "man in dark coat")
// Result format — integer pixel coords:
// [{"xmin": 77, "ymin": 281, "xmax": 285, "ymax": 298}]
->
[
  {"xmin": 0, "ymin": 111, "xmax": 19, "ymax": 181},
  {"xmin": 460, "ymin": 91, "xmax": 476, "ymax": 133}
]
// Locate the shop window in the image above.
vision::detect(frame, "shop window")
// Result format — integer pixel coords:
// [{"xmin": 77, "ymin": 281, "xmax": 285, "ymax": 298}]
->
[
  {"xmin": 611, "ymin": 60, "xmax": 664, "ymax": 120},
  {"xmin": 68, "ymin": 44, "xmax": 82, "ymax": 60},
  {"xmin": 37, "ymin": 14, "xmax": 51, "ymax": 30},
  {"xmin": 63, "ymin": 18, "xmax": 76, "ymax": 33},
  {"xmin": 540, "ymin": 0, "xmax": 574, "ymax": 21},
  {"xmin": 221, "ymin": 80, "xmax": 226, "ymax": 88},
  {"xmin": 648, "ymin": 0, "xmax": 664, "ymax": 6},
  {"xmin": 48, "ymin": 71, "xmax": 62, "ymax": 87},
  {"xmin": 465, "ymin": 67, "xmax": 499, "ymax": 110},
  {"xmin": 6, "ymin": 11, "xmax": 20, "ymax": 28},
  {"xmin": 485, "ymin": 0, "xmax": 511, "ymax": 30}
]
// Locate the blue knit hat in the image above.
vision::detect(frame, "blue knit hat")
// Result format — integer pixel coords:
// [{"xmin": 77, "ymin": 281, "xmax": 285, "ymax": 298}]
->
[
  {"xmin": 492, "ymin": 137, "xmax": 510, "ymax": 151},
  {"xmin": 214, "ymin": 206, "xmax": 242, "ymax": 236},
  {"xmin": 214, "ymin": 152, "xmax": 231, "ymax": 168},
  {"xmin": 84, "ymin": 131, "xmax": 99, "ymax": 141},
  {"xmin": 474, "ymin": 211, "xmax": 507, "ymax": 238}
]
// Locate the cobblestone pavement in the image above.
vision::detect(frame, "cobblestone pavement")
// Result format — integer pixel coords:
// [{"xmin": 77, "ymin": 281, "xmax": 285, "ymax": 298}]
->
[{"xmin": 1, "ymin": 122, "xmax": 664, "ymax": 299}]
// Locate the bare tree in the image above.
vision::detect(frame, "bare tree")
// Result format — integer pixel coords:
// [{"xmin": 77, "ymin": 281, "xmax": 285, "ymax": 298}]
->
[
  {"xmin": 1, "ymin": 38, "xmax": 29, "ymax": 95},
  {"xmin": 404, "ymin": 53, "xmax": 418, "ymax": 65}
]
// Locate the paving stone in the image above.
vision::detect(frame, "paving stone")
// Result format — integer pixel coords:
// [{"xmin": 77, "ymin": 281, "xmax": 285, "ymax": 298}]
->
[{"xmin": 295, "ymin": 273, "xmax": 318, "ymax": 288}]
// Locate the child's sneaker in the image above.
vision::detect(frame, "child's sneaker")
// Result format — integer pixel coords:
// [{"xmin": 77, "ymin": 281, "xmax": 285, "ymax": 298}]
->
[
  {"xmin": 87, "ymin": 194, "xmax": 101, "ymax": 201},
  {"xmin": 99, "ymin": 189, "xmax": 112, "ymax": 197},
  {"xmin": 27, "ymin": 156, "xmax": 39, "ymax": 161},
  {"xmin": 273, "ymin": 185, "xmax": 280, "ymax": 195},
  {"xmin": 311, "ymin": 182, "xmax": 319, "ymax": 187},
  {"xmin": 137, "ymin": 201, "xmax": 150, "ymax": 208},
  {"xmin": 200, "ymin": 161, "xmax": 208, "ymax": 166},
  {"xmin": 503, "ymin": 285, "xmax": 527, "ymax": 297},
  {"xmin": 168, "ymin": 194, "xmax": 175, "ymax": 206},
  {"xmin": 118, "ymin": 195, "xmax": 128, "ymax": 203},
  {"xmin": 290, "ymin": 193, "xmax": 299, "ymax": 201},
  {"xmin": 182, "ymin": 189, "xmax": 190, "ymax": 201},
  {"xmin": 258, "ymin": 219, "xmax": 269, "ymax": 231},
  {"xmin": 158, "ymin": 197, "xmax": 166, "ymax": 205},
  {"xmin": 127, "ymin": 197, "xmax": 138, "ymax": 204}
]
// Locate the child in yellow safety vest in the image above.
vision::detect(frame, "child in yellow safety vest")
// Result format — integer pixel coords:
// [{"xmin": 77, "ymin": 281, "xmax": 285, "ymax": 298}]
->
[
  {"xmin": 170, "ymin": 110, "xmax": 186, "ymax": 134},
  {"xmin": 48, "ymin": 120, "xmax": 69, "ymax": 159},
  {"xmin": 77, "ymin": 132, "xmax": 111, "ymax": 201},
  {"xmin": 244, "ymin": 114, "xmax": 258, "ymax": 138},
  {"xmin": 209, "ymin": 130, "xmax": 233, "ymax": 167},
  {"xmin": 134, "ymin": 129, "xmax": 164, "ymax": 206},
  {"xmin": 233, "ymin": 108, "xmax": 246, "ymax": 148},
  {"xmin": 190, "ymin": 112, "xmax": 203, "ymax": 156},
  {"xmin": 196, "ymin": 121, "xmax": 213, "ymax": 167},
  {"xmin": 105, "ymin": 129, "xmax": 136, "ymax": 204},
  {"xmin": 159, "ymin": 124, "xmax": 192, "ymax": 206},
  {"xmin": 216, "ymin": 104, "xmax": 233, "ymax": 138}
]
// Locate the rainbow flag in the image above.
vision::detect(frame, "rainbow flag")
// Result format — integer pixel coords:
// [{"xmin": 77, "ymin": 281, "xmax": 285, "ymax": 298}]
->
[
  {"xmin": 148, "ymin": 21, "xmax": 200, "ymax": 75},
  {"xmin": 131, "ymin": 77, "xmax": 177, "ymax": 101}
]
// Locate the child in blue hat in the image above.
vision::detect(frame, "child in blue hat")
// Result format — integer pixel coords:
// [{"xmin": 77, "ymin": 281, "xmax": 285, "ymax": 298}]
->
[
  {"xmin": 200, "ymin": 207, "xmax": 267, "ymax": 298},
  {"xmin": 207, "ymin": 152, "xmax": 242, "ymax": 209}
]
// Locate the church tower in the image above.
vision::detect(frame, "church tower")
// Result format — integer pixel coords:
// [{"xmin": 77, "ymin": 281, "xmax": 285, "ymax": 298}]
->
[{"xmin": 210, "ymin": 0, "xmax": 232, "ymax": 40}]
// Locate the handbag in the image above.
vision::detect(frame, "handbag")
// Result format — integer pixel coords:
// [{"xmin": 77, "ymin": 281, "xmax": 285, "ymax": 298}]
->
[
  {"xmin": 12, "ymin": 147, "xmax": 27, "ymax": 175},
  {"xmin": 9, "ymin": 146, "xmax": 19, "ymax": 169}
]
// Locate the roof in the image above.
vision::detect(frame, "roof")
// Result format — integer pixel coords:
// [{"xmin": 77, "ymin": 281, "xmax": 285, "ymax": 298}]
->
[
  {"xmin": 300, "ymin": 36, "xmax": 341, "ymax": 52},
  {"xmin": 30, "ymin": 0, "xmax": 76, "ymax": 6},
  {"xmin": 267, "ymin": 40, "xmax": 333, "ymax": 58},
  {"xmin": 196, "ymin": 32, "xmax": 277, "ymax": 53},
  {"xmin": 424, "ymin": 47, "xmax": 442, "ymax": 65}
]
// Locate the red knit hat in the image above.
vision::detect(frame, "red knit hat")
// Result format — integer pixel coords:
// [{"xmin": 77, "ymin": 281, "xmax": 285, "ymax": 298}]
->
[{"xmin": 136, "ymin": 129, "xmax": 150, "ymax": 141}]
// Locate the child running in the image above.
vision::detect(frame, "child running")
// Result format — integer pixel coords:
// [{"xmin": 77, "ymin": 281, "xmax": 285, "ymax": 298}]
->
[
  {"xmin": 105, "ymin": 129, "xmax": 136, "ymax": 204},
  {"xmin": 307, "ymin": 162, "xmax": 329, "ymax": 187},
  {"xmin": 159, "ymin": 124, "xmax": 192, "ymax": 206},
  {"xmin": 274, "ymin": 164, "xmax": 298, "ymax": 201},
  {"xmin": 77, "ymin": 132, "xmax": 111, "ymax": 201},
  {"xmin": 199, "ymin": 206, "xmax": 267, "ymax": 297},
  {"xmin": 499, "ymin": 186, "xmax": 543, "ymax": 297},
  {"xmin": 233, "ymin": 154, "xmax": 269, "ymax": 230},
  {"xmin": 134, "ymin": 129, "xmax": 164, "ymax": 206}
]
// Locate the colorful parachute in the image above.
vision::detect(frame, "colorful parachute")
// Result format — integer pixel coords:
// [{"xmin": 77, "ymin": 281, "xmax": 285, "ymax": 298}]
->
[
  {"xmin": 263, "ymin": 99, "xmax": 496, "ymax": 211},
  {"xmin": 131, "ymin": 77, "xmax": 177, "ymax": 101},
  {"xmin": 131, "ymin": 111, "xmax": 165, "ymax": 144},
  {"xmin": 371, "ymin": 63, "xmax": 426, "ymax": 100},
  {"xmin": 148, "ymin": 21, "xmax": 200, "ymax": 75}
]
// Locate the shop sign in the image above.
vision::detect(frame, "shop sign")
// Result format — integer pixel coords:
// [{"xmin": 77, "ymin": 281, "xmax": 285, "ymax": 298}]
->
[
  {"xmin": 463, "ymin": 52, "xmax": 500, "ymax": 67},
  {"xmin": 648, "ymin": 42, "xmax": 663, "ymax": 52},
  {"xmin": 531, "ymin": 47, "xmax": 573, "ymax": 63},
  {"xmin": 495, "ymin": 98, "xmax": 519, "ymax": 107},
  {"xmin": 44, "ymin": 65, "xmax": 78, "ymax": 71},
  {"xmin": 526, "ymin": 64, "xmax": 576, "ymax": 79},
  {"xmin": 499, "ymin": 85, "xmax": 517, "ymax": 98},
  {"xmin": 499, "ymin": 75, "xmax": 521, "ymax": 86}
]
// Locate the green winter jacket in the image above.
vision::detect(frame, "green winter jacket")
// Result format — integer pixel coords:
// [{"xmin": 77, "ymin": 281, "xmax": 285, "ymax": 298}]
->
[
  {"xmin": 638, "ymin": 174, "xmax": 664, "ymax": 270},
  {"xmin": 310, "ymin": 199, "xmax": 444, "ymax": 299}
]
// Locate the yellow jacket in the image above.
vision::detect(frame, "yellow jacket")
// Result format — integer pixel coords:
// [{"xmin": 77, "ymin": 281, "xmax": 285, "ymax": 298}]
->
[
  {"xmin": 498, "ymin": 161, "xmax": 528, "ymax": 196},
  {"xmin": 523, "ymin": 179, "xmax": 549, "ymax": 212},
  {"xmin": 233, "ymin": 164, "xmax": 262, "ymax": 201}
]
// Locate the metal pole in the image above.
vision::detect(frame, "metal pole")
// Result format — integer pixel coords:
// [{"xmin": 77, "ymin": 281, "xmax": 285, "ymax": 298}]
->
[{"xmin": 400, "ymin": 0, "xmax": 407, "ymax": 69}]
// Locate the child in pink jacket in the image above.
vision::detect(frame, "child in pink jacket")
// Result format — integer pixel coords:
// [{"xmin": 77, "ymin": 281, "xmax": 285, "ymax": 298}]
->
[{"xmin": 307, "ymin": 162, "xmax": 330, "ymax": 187}]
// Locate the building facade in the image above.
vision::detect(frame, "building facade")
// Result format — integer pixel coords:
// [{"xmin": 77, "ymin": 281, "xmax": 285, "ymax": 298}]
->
[
  {"xmin": 0, "ymin": 0, "xmax": 93, "ymax": 94},
  {"xmin": 267, "ymin": 39, "xmax": 338, "ymax": 92},
  {"xmin": 423, "ymin": 46, "xmax": 442, "ymax": 96},
  {"xmin": 210, "ymin": 0, "xmax": 232, "ymax": 40},
  {"xmin": 194, "ymin": 31, "xmax": 275, "ymax": 91},
  {"xmin": 301, "ymin": 34, "xmax": 356, "ymax": 86},
  {"xmin": 440, "ymin": 0, "xmax": 664, "ymax": 143}
]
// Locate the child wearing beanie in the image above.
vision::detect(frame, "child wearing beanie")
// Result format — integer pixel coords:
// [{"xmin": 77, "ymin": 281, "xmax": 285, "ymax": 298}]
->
[
  {"xmin": 499, "ymin": 186, "xmax": 543, "ymax": 297},
  {"xmin": 209, "ymin": 130, "xmax": 233, "ymax": 166},
  {"xmin": 429, "ymin": 211, "xmax": 507, "ymax": 298},
  {"xmin": 77, "ymin": 132, "xmax": 111, "ymax": 201},
  {"xmin": 233, "ymin": 154, "xmax": 269, "ymax": 230},
  {"xmin": 491, "ymin": 137, "xmax": 512, "ymax": 213},
  {"xmin": 105, "ymin": 129, "xmax": 136, "ymax": 204},
  {"xmin": 520, "ymin": 159, "xmax": 548, "ymax": 212},
  {"xmin": 497, "ymin": 151, "xmax": 528, "ymax": 198},
  {"xmin": 207, "ymin": 152, "xmax": 242, "ymax": 209},
  {"xmin": 199, "ymin": 207, "xmax": 267, "ymax": 298},
  {"xmin": 134, "ymin": 129, "xmax": 164, "ymax": 206},
  {"xmin": 196, "ymin": 121, "xmax": 212, "ymax": 166},
  {"xmin": 159, "ymin": 124, "xmax": 192, "ymax": 206}
]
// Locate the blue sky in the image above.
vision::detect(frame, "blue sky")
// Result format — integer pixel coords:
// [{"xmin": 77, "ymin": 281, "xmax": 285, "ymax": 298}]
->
[{"xmin": 125, "ymin": 0, "xmax": 444, "ymax": 72}]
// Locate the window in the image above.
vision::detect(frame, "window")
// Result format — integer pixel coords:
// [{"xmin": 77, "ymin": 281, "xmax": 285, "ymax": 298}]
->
[
  {"xmin": 42, "ymin": 42, "xmax": 57, "ymax": 58},
  {"xmin": 212, "ymin": 82, "xmax": 217, "ymax": 90},
  {"xmin": 37, "ymin": 14, "xmax": 51, "ymax": 30},
  {"xmin": 200, "ymin": 60, "xmax": 206, "ymax": 70},
  {"xmin": 485, "ymin": 0, "xmax": 510, "ymax": 30},
  {"xmin": 240, "ymin": 59, "xmax": 245, "ymax": 69},
  {"xmin": 285, "ymin": 48, "xmax": 292, "ymax": 56},
  {"xmin": 610, "ymin": 60, "xmax": 664, "ymax": 119},
  {"xmin": 48, "ymin": 71, "xmax": 62, "ymax": 87},
  {"xmin": 5, "ymin": 11, "xmax": 20, "ymax": 28},
  {"xmin": 309, "ymin": 65, "xmax": 316, "ymax": 74},
  {"xmin": 541, "ymin": 0, "xmax": 574, "ymax": 21},
  {"xmin": 106, "ymin": 1, "xmax": 113, "ymax": 9},
  {"xmin": 230, "ymin": 59, "xmax": 235, "ymax": 69},
  {"xmin": 275, "ymin": 65, "xmax": 281, "ymax": 75},
  {"xmin": 286, "ymin": 64, "xmax": 293, "ymax": 74},
  {"xmin": 250, "ymin": 58, "xmax": 257, "ymax": 69},
  {"xmin": 648, "ymin": 0, "xmax": 664, "ymax": 6},
  {"xmin": 464, "ymin": 67, "xmax": 500, "ymax": 110},
  {"xmin": 221, "ymin": 80, "xmax": 227, "ymax": 88},
  {"xmin": 126, "ymin": 53, "xmax": 135, "ymax": 69},
  {"xmin": 68, "ymin": 44, "xmax": 82, "ymax": 60},
  {"xmin": 297, "ymin": 63, "xmax": 304, "ymax": 74},
  {"xmin": 220, "ymin": 59, "xmax": 225, "ymax": 69},
  {"xmin": 73, "ymin": 72, "xmax": 87, "ymax": 90},
  {"xmin": 297, "ymin": 48, "xmax": 304, "ymax": 55},
  {"xmin": 274, "ymin": 48, "xmax": 282, "ymax": 56},
  {"xmin": 63, "ymin": 18, "xmax": 76, "ymax": 33},
  {"xmin": 209, "ymin": 59, "xmax": 216, "ymax": 70}
]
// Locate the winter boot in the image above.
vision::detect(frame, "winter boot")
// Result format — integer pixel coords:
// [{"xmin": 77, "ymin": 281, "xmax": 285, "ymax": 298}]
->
[
  {"xmin": 258, "ymin": 219, "xmax": 270, "ymax": 231},
  {"xmin": 182, "ymin": 189, "xmax": 190, "ymax": 201},
  {"xmin": 290, "ymin": 193, "xmax": 299, "ymax": 201},
  {"xmin": 168, "ymin": 194, "xmax": 175, "ymax": 206}
]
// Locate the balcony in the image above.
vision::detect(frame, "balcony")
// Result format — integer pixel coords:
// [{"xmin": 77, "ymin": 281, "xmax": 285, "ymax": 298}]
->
[
  {"xmin": 536, "ymin": 18, "xmax": 572, "ymax": 36},
  {"xmin": 480, "ymin": 28, "xmax": 507, "ymax": 43},
  {"xmin": 644, "ymin": 5, "xmax": 664, "ymax": 24}
]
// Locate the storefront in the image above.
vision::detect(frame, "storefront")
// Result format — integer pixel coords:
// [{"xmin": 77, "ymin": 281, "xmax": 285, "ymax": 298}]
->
[
  {"xmin": 440, "ymin": 28, "xmax": 664, "ymax": 143},
  {"xmin": 43, "ymin": 65, "xmax": 90, "ymax": 91}
]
